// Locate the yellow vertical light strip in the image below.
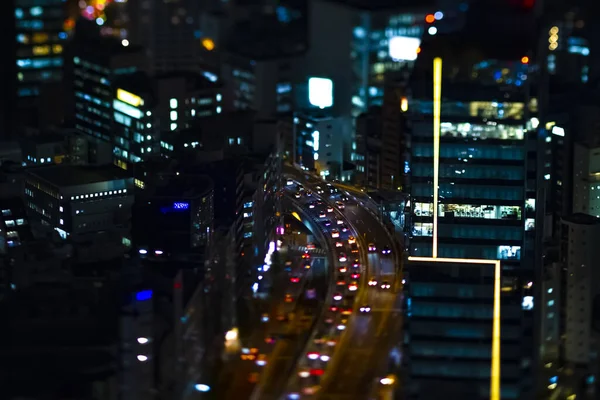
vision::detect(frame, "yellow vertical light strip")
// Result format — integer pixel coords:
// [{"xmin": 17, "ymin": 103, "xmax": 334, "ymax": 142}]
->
[
  {"xmin": 490, "ymin": 259, "xmax": 501, "ymax": 400},
  {"xmin": 407, "ymin": 257, "xmax": 501, "ymax": 400},
  {"xmin": 432, "ymin": 57, "xmax": 442, "ymax": 258}
]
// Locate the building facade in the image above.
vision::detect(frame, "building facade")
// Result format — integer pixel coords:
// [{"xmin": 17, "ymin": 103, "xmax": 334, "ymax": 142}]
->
[{"xmin": 24, "ymin": 164, "xmax": 133, "ymax": 241}]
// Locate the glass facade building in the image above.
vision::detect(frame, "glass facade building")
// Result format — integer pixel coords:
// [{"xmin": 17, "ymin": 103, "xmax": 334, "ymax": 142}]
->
[
  {"xmin": 15, "ymin": 0, "xmax": 66, "ymax": 99},
  {"xmin": 405, "ymin": 61, "xmax": 539, "ymax": 398}
]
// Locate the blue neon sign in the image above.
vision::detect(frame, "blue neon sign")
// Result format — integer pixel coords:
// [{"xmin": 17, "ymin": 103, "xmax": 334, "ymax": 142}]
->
[
  {"xmin": 173, "ymin": 202, "xmax": 189, "ymax": 210},
  {"xmin": 136, "ymin": 290, "xmax": 153, "ymax": 301}
]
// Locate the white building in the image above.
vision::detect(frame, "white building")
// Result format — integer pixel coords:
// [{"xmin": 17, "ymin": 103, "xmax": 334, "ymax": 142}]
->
[
  {"xmin": 557, "ymin": 214, "xmax": 600, "ymax": 376},
  {"xmin": 572, "ymin": 143, "xmax": 600, "ymax": 216}
]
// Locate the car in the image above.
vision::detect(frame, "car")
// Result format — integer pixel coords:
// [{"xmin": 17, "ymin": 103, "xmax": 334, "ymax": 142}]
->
[
  {"xmin": 290, "ymin": 276, "xmax": 300, "ymax": 283},
  {"xmin": 294, "ymin": 192, "xmax": 302, "ymax": 199},
  {"xmin": 285, "ymin": 294, "xmax": 294, "ymax": 302},
  {"xmin": 351, "ymin": 272, "xmax": 360, "ymax": 279},
  {"xmin": 368, "ymin": 243, "xmax": 377, "ymax": 252},
  {"xmin": 333, "ymin": 293, "xmax": 343, "ymax": 301},
  {"xmin": 306, "ymin": 243, "xmax": 316, "ymax": 250},
  {"xmin": 327, "ymin": 206, "xmax": 334, "ymax": 213},
  {"xmin": 341, "ymin": 307, "xmax": 353, "ymax": 315},
  {"xmin": 297, "ymin": 184, "xmax": 304, "ymax": 192},
  {"xmin": 350, "ymin": 243, "xmax": 359, "ymax": 254},
  {"xmin": 335, "ymin": 241, "xmax": 344, "ymax": 247},
  {"xmin": 302, "ymin": 252, "xmax": 311, "ymax": 259},
  {"xmin": 340, "ymin": 225, "xmax": 349, "ymax": 233},
  {"xmin": 322, "ymin": 219, "xmax": 332, "ymax": 227},
  {"xmin": 347, "ymin": 282, "xmax": 358, "ymax": 292},
  {"xmin": 381, "ymin": 246, "xmax": 392, "ymax": 255},
  {"xmin": 286, "ymin": 178, "xmax": 294, "ymax": 186},
  {"xmin": 352, "ymin": 260, "xmax": 360, "ymax": 268},
  {"xmin": 338, "ymin": 252, "xmax": 347, "ymax": 262},
  {"xmin": 341, "ymin": 195, "xmax": 350, "ymax": 202},
  {"xmin": 336, "ymin": 280, "xmax": 346, "ymax": 286},
  {"xmin": 338, "ymin": 266, "xmax": 348, "ymax": 273},
  {"xmin": 348, "ymin": 236, "xmax": 356, "ymax": 245},
  {"xmin": 335, "ymin": 201, "xmax": 345, "ymax": 209},
  {"xmin": 316, "ymin": 200, "xmax": 324, "ymax": 205},
  {"xmin": 380, "ymin": 281, "xmax": 391, "ymax": 290},
  {"xmin": 368, "ymin": 278, "xmax": 378, "ymax": 287},
  {"xmin": 359, "ymin": 305, "xmax": 371, "ymax": 313},
  {"xmin": 336, "ymin": 217, "xmax": 344, "ymax": 225},
  {"xmin": 308, "ymin": 202, "xmax": 316, "ymax": 209},
  {"xmin": 305, "ymin": 190, "xmax": 312, "ymax": 197},
  {"xmin": 315, "ymin": 186, "xmax": 325, "ymax": 194},
  {"xmin": 304, "ymin": 262, "xmax": 311, "ymax": 269},
  {"xmin": 319, "ymin": 212, "xmax": 327, "ymax": 218},
  {"xmin": 331, "ymin": 229, "xmax": 340, "ymax": 238}
]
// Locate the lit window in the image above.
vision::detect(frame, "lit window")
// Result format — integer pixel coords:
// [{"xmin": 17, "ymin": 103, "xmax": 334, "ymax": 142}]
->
[
  {"xmin": 216, "ymin": 106, "xmax": 222, "ymax": 113},
  {"xmin": 170, "ymin": 123, "xmax": 177, "ymax": 131},
  {"xmin": 170, "ymin": 98, "xmax": 177, "ymax": 108},
  {"xmin": 32, "ymin": 33, "xmax": 49, "ymax": 43},
  {"xmin": 52, "ymin": 44, "xmax": 63, "ymax": 54},
  {"xmin": 59, "ymin": 206, "xmax": 63, "ymax": 212},
  {"xmin": 170, "ymin": 111, "xmax": 177, "ymax": 121},
  {"xmin": 30, "ymin": 6, "xmax": 43, "ymax": 16},
  {"xmin": 32, "ymin": 45, "xmax": 50, "ymax": 56},
  {"xmin": 59, "ymin": 218, "xmax": 64, "ymax": 225}
]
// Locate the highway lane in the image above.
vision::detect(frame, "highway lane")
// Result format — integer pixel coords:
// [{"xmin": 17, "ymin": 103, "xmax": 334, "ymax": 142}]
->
[
  {"xmin": 316, "ymin": 203, "xmax": 401, "ymax": 400},
  {"xmin": 284, "ymin": 166, "xmax": 403, "ymax": 400},
  {"xmin": 218, "ymin": 217, "xmax": 328, "ymax": 400}
]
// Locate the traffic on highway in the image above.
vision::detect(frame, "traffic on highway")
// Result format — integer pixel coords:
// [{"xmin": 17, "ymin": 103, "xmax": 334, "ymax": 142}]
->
[
  {"xmin": 218, "ymin": 217, "xmax": 328, "ymax": 400},
  {"xmin": 282, "ymin": 167, "xmax": 404, "ymax": 400}
]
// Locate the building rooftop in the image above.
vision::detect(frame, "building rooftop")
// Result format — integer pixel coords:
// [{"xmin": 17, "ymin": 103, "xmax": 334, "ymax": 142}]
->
[
  {"xmin": 154, "ymin": 174, "xmax": 214, "ymax": 199},
  {"xmin": 156, "ymin": 70, "xmax": 223, "ymax": 91},
  {"xmin": 23, "ymin": 133, "xmax": 65, "ymax": 145},
  {"xmin": 26, "ymin": 164, "xmax": 131, "ymax": 187}
]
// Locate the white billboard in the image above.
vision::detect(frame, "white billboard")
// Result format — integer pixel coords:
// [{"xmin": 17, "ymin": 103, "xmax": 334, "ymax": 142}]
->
[
  {"xmin": 389, "ymin": 36, "xmax": 421, "ymax": 61},
  {"xmin": 308, "ymin": 77, "xmax": 333, "ymax": 109}
]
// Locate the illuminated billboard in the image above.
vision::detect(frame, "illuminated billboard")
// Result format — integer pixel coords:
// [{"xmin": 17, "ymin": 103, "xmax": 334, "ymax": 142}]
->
[
  {"xmin": 389, "ymin": 36, "xmax": 421, "ymax": 61},
  {"xmin": 308, "ymin": 77, "xmax": 333, "ymax": 109}
]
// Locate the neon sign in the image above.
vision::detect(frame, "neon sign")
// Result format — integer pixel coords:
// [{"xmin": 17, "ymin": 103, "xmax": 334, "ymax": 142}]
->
[{"xmin": 173, "ymin": 202, "xmax": 189, "ymax": 210}]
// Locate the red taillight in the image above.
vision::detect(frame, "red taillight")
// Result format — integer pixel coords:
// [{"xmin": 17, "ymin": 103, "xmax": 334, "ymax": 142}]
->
[
  {"xmin": 311, "ymin": 369, "xmax": 325, "ymax": 376},
  {"xmin": 330, "ymin": 306, "xmax": 338, "ymax": 312},
  {"xmin": 290, "ymin": 277, "xmax": 300, "ymax": 283}
]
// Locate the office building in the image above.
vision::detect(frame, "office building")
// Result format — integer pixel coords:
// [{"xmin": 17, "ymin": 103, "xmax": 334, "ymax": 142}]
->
[
  {"xmin": 405, "ymin": 31, "xmax": 538, "ymax": 397},
  {"xmin": 130, "ymin": 0, "xmax": 204, "ymax": 73},
  {"xmin": 223, "ymin": 42, "xmax": 303, "ymax": 116},
  {"xmin": 405, "ymin": 256, "xmax": 508, "ymax": 399},
  {"xmin": 356, "ymin": 80, "xmax": 407, "ymax": 190},
  {"xmin": 540, "ymin": 214, "xmax": 600, "ymax": 397},
  {"xmin": 293, "ymin": 113, "xmax": 351, "ymax": 178},
  {"xmin": 21, "ymin": 133, "xmax": 67, "ymax": 167},
  {"xmin": 69, "ymin": 35, "xmax": 146, "ymax": 164},
  {"xmin": 572, "ymin": 143, "xmax": 600, "ymax": 217},
  {"xmin": 15, "ymin": 0, "xmax": 67, "ymax": 126},
  {"xmin": 305, "ymin": 0, "xmax": 441, "ymax": 117},
  {"xmin": 24, "ymin": 164, "xmax": 133, "ymax": 241},
  {"xmin": 155, "ymin": 71, "xmax": 224, "ymax": 131}
]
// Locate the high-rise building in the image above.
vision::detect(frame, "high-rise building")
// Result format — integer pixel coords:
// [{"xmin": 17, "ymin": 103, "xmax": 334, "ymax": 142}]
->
[
  {"xmin": 404, "ymin": 31, "xmax": 539, "ymax": 398},
  {"xmin": 68, "ymin": 34, "xmax": 146, "ymax": 164},
  {"xmin": 404, "ymin": 256, "xmax": 504, "ymax": 399},
  {"xmin": 15, "ymin": 0, "xmax": 68, "ymax": 127},
  {"xmin": 130, "ymin": 0, "xmax": 204, "ymax": 73},
  {"xmin": 542, "ymin": 214, "xmax": 600, "ymax": 397}
]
